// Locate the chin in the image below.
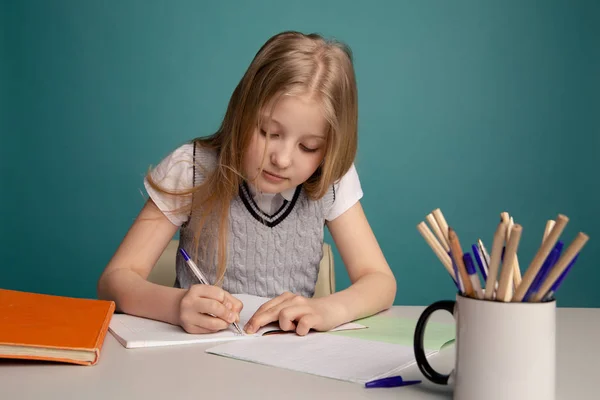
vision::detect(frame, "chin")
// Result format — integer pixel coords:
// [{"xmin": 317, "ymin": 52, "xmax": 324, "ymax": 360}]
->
[
  {"xmin": 257, "ymin": 183, "xmax": 287, "ymax": 194},
  {"xmin": 255, "ymin": 178, "xmax": 292, "ymax": 194}
]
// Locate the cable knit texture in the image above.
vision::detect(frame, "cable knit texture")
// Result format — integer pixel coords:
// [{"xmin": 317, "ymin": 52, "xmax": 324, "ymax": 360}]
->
[{"xmin": 174, "ymin": 144, "xmax": 335, "ymax": 298}]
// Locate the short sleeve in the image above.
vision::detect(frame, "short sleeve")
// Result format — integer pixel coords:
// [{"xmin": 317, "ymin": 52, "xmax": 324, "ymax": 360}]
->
[
  {"xmin": 143, "ymin": 143, "xmax": 195, "ymax": 226},
  {"xmin": 325, "ymin": 163, "xmax": 364, "ymax": 221}
]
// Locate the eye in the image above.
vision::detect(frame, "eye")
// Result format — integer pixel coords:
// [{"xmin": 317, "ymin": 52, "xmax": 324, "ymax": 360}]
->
[
  {"xmin": 259, "ymin": 129, "xmax": 279, "ymax": 138},
  {"xmin": 300, "ymin": 144, "xmax": 319, "ymax": 153}
]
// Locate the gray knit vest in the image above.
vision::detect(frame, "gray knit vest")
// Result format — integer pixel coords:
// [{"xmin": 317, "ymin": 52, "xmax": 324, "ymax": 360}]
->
[{"xmin": 174, "ymin": 143, "xmax": 336, "ymax": 298}]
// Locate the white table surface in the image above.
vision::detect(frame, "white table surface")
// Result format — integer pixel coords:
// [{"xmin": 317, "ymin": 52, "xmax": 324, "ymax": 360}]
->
[{"xmin": 1, "ymin": 306, "xmax": 598, "ymax": 400}]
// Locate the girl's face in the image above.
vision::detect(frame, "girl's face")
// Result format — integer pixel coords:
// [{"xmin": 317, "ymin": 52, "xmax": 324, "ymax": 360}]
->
[{"xmin": 243, "ymin": 93, "xmax": 327, "ymax": 194}]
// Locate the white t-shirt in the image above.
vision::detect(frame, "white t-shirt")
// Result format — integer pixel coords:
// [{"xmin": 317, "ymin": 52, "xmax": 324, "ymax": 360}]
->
[{"xmin": 143, "ymin": 143, "xmax": 364, "ymax": 226}]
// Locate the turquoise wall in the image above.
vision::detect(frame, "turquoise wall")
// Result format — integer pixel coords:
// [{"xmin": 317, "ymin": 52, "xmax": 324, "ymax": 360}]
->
[
  {"xmin": 2, "ymin": 1, "xmax": 598, "ymax": 307},
  {"xmin": 2, "ymin": 0, "xmax": 19, "ymax": 271}
]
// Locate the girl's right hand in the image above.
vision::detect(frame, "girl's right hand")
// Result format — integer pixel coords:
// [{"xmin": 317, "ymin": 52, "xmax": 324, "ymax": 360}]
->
[{"xmin": 177, "ymin": 284, "xmax": 243, "ymax": 334}]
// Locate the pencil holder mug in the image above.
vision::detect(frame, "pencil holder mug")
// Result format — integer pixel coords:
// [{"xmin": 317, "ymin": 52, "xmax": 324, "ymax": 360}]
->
[{"xmin": 413, "ymin": 294, "xmax": 556, "ymax": 400}]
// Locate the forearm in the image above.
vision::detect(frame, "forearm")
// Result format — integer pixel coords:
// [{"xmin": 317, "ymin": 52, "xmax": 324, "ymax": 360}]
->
[
  {"xmin": 323, "ymin": 271, "xmax": 397, "ymax": 326},
  {"xmin": 97, "ymin": 269, "xmax": 186, "ymax": 326}
]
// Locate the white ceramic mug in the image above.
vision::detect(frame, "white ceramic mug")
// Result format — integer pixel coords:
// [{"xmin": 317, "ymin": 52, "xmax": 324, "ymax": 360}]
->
[{"xmin": 413, "ymin": 294, "xmax": 556, "ymax": 400}]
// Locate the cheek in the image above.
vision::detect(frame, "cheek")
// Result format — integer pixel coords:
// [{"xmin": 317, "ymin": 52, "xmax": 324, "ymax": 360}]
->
[
  {"xmin": 300, "ymin": 154, "xmax": 325, "ymax": 177},
  {"xmin": 244, "ymin": 134, "xmax": 266, "ymax": 168}
]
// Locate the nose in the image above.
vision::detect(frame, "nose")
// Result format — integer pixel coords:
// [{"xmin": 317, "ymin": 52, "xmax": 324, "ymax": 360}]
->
[{"xmin": 270, "ymin": 142, "xmax": 292, "ymax": 169}]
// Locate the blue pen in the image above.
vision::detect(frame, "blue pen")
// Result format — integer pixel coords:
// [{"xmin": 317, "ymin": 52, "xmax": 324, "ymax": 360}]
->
[
  {"xmin": 463, "ymin": 253, "xmax": 484, "ymax": 299},
  {"xmin": 471, "ymin": 244, "xmax": 488, "ymax": 281},
  {"xmin": 449, "ymin": 251, "xmax": 463, "ymax": 293},
  {"xmin": 524, "ymin": 241, "xmax": 563, "ymax": 301},
  {"xmin": 542, "ymin": 253, "xmax": 579, "ymax": 301},
  {"xmin": 477, "ymin": 239, "xmax": 491, "ymax": 271},
  {"xmin": 179, "ymin": 248, "xmax": 244, "ymax": 335},
  {"xmin": 477, "ymin": 239, "xmax": 498, "ymax": 292},
  {"xmin": 365, "ymin": 376, "xmax": 422, "ymax": 388}
]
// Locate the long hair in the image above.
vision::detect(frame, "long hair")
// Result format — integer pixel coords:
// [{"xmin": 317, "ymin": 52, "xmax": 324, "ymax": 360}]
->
[{"xmin": 146, "ymin": 30, "xmax": 358, "ymax": 285}]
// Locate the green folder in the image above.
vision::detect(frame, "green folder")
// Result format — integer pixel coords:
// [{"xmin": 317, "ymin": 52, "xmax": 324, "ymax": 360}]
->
[{"xmin": 327, "ymin": 314, "xmax": 455, "ymax": 350}]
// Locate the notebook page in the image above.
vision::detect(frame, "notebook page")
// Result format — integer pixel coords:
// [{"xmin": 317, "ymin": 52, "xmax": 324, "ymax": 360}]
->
[
  {"xmin": 108, "ymin": 314, "xmax": 247, "ymax": 348},
  {"xmin": 206, "ymin": 333, "xmax": 437, "ymax": 384},
  {"xmin": 109, "ymin": 294, "xmax": 366, "ymax": 348},
  {"xmin": 234, "ymin": 294, "xmax": 280, "ymax": 335},
  {"xmin": 109, "ymin": 294, "xmax": 273, "ymax": 348}
]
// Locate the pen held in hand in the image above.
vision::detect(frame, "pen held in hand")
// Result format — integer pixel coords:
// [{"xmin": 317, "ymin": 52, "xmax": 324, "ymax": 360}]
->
[{"xmin": 179, "ymin": 248, "xmax": 244, "ymax": 335}]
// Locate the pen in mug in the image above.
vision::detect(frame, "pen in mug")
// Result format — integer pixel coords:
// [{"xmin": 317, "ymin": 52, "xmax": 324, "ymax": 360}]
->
[
  {"xmin": 463, "ymin": 253, "xmax": 484, "ymax": 299},
  {"xmin": 542, "ymin": 253, "xmax": 579, "ymax": 301},
  {"xmin": 472, "ymin": 244, "xmax": 488, "ymax": 281},
  {"xmin": 477, "ymin": 239, "xmax": 498, "ymax": 292},
  {"xmin": 530, "ymin": 231, "xmax": 588, "ymax": 302},
  {"xmin": 449, "ymin": 251, "xmax": 464, "ymax": 293},
  {"xmin": 448, "ymin": 228, "xmax": 475, "ymax": 298},
  {"xmin": 179, "ymin": 248, "xmax": 244, "ymax": 335},
  {"xmin": 524, "ymin": 241, "xmax": 562, "ymax": 302}
]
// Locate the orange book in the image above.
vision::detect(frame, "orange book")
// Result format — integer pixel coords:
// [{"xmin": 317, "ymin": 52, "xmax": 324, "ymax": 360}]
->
[{"xmin": 0, "ymin": 288, "xmax": 115, "ymax": 366}]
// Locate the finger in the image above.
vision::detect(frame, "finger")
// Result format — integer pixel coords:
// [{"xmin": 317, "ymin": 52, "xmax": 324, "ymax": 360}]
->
[
  {"xmin": 253, "ymin": 292, "xmax": 296, "ymax": 315},
  {"xmin": 295, "ymin": 314, "xmax": 321, "ymax": 336},
  {"xmin": 194, "ymin": 297, "xmax": 238, "ymax": 324},
  {"xmin": 189, "ymin": 284, "xmax": 227, "ymax": 303},
  {"xmin": 278, "ymin": 306, "xmax": 313, "ymax": 332},
  {"xmin": 180, "ymin": 311, "xmax": 230, "ymax": 334},
  {"xmin": 245, "ymin": 293, "xmax": 308, "ymax": 333},
  {"xmin": 225, "ymin": 293, "xmax": 244, "ymax": 314},
  {"xmin": 245, "ymin": 300, "xmax": 291, "ymax": 334}
]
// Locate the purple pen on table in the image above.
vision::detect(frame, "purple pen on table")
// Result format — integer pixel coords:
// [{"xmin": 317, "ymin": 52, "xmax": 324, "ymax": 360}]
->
[
  {"xmin": 524, "ymin": 241, "xmax": 563, "ymax": 302},
  {"xmin": 365, "ymin": 376, "xmax": 422, "ymax": 388}
]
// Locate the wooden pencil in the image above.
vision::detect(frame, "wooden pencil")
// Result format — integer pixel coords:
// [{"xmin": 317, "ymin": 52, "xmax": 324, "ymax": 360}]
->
[
  {"xmin": 417, "ymin": 222, "xmax": 456, "ymax": 281},
  {"xmin": 530, "ymin": 232, "xmax": 589, "ymax": 302},
  {"xmin": 509, "ymin": 217, "xmax": 523, "ymax": 287},
  {"xmin": 512, "ymin": 214, "xmax": 569, "ymax": 302},
  {"xmin": 448, "ymin": 227, "xmax": 475, "ymax": 298},
  {"xmin": 426, "ymin": 213, "xmax": 449, "ymax": 252},
  {"xmin": 543, "ymin": 220, "xmax": 556, "ymax": 243},
  {"xmin": 500, "ymin": 212, "xmax": 514, "ymax": 296},
  {"xmin": 496, "ymin": 224, "xmax": 523, "ymax": 302},
  {"xmin": 484, "ymin": 221, "xmax": 506, "ymax": 300},
  {"xmin": 432, "ymin": 208, "xmax": 450, "ymax": 243}
]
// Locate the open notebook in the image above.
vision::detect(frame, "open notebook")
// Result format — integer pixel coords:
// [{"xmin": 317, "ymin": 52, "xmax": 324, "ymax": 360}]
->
[
  {"xmin": 109, "ymin": 293, "xmax": 366, "ymax": 349},
  {"xmin": 206, "ymin": 314, "xmax": 455, "ymax": 384}
]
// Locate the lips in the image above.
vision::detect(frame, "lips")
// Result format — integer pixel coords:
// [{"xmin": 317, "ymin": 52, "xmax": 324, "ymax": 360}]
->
[
  {"xmin": 264, "ymin": 171, "xmax": 286, "ymax": 179},
  {"xmin": 262, "ymin": 170, "xmax": 288, "ymax": 183}
]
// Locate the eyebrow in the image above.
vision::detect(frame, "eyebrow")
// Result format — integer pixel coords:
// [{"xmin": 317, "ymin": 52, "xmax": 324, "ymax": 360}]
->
[{"xmin": 263, "ymin": 116, "xmax": 326, "ymax": 140}]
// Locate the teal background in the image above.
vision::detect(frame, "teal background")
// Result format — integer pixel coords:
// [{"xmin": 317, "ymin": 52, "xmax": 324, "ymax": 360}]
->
[{"xmin": 1, "ymin": 1, "xmax": 598, "ymax": 307}]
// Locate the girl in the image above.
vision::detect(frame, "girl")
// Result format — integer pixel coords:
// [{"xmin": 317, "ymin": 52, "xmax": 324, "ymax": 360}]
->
[{"xmin": 97, "ymin": 31, "xmax": 396, "ymax": 336}]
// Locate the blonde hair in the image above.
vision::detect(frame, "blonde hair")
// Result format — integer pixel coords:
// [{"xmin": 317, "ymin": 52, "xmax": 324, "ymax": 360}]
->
[{"xmin": 146, "ymin": 30, "xmax": 358, "ymax": 284}]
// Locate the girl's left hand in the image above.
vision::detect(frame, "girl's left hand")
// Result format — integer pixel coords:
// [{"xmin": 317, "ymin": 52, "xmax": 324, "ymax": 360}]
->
[{"xmin": 244, "ymin": 292, "xmax": 340, "ymax": 336}]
